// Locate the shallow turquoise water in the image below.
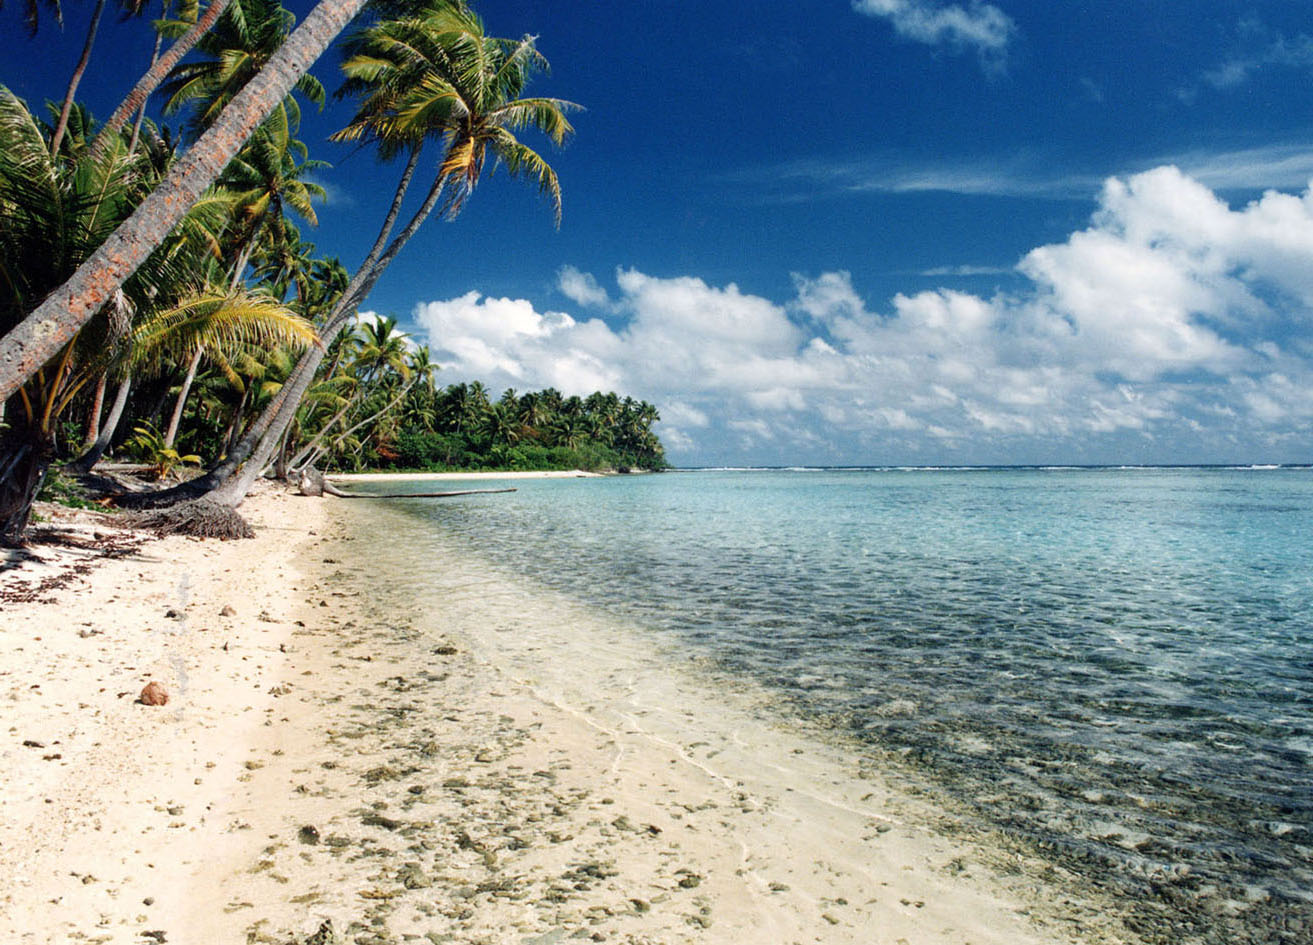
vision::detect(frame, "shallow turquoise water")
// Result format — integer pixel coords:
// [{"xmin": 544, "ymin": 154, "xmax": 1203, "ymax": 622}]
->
[{"xmin": 359, "ymin": 467, "xmax": 1313, "ymax": 941}]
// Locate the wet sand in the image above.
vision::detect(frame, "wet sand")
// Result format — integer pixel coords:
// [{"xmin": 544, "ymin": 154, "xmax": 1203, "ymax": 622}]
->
[{"xmin": 0, "ymin": 486, "xmax": 1136, "ymax": 944}]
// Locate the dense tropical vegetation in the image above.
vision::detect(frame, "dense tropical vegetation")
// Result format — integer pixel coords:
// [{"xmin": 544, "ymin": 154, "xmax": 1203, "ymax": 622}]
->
[{"xmin": 0, "ymin": 0, "xmax": 665, "ymax": 544}]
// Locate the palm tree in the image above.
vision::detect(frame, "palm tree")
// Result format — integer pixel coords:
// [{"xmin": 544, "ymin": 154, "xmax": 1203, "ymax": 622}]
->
[
  {"xmin": 151, "ymin": 115, "xmax": 325, "ymax": 451},
  {"xmin": 199, "ymin": 1, "xmax": 576, "ymax": 507},
  {"xmin": 159, "ymin": 0, "xmax": 326, "ymax": 141},
  {"xmin": 250, "ymin": 222, "xmax": 315, "ymax": 302},
  {"xmin": 348, "ymin": 315, "xmax": 409, "ymax": 385},
  {"xmin": 0, "ymin": 0, "xmax": 368, "ymax": 404},
  {"xmin": 0, "ymin": 85, "xmax": 317, "ymax": 541},
  {"xmin": 152, "ymin": 287, "xmax": 319, "ymax": 450},
  {"xmin": 216, "ymin": 112, "xmax": 326, "ymax": 282},
  {"xmin": 88, "ymin": 0, "xmax": 239, "ymax": 161},
  {"xmin": 48, "ymin": 0, "xmax": 157, "ymax": 158}
]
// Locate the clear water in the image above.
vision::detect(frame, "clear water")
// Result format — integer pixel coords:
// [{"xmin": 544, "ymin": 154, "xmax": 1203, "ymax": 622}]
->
[{"xmin": 351, "ymin": 467, "xmax": 1313, "ymax": 942}]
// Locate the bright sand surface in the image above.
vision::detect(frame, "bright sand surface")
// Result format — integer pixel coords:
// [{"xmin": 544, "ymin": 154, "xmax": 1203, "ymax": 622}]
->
[{"xmin": 0, "ymin": 485, "xmax": 1132, "ymax": 945}]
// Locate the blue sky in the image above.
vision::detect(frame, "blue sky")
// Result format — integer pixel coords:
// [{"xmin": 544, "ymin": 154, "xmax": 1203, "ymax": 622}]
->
[{"xmin": 7, "ymin": 0, "xmax": 1313, "ymax": 465}]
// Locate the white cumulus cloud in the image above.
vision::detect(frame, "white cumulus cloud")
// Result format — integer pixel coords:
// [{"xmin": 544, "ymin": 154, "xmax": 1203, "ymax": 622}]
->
[
  {"xmin": 557, "ymin": 265, "xmax": 611, "ymax": 308},
  {"xmin": 411, "ymin": 167, "xmax": 1313, "ymax": 464}
]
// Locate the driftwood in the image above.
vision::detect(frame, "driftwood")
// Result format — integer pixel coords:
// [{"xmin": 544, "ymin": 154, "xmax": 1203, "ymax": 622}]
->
[
  {"xmin": 334, "ymin": 487, "xmax": 517, "ymax": 499},
  {"xmin": 297, "ymin": 468, "xmax": 516, "ymax": 500}
]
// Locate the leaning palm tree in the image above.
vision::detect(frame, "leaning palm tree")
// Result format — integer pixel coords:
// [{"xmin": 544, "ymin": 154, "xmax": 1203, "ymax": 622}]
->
[
  {"xmin": 149, "ymin": 287, "xmax": 320, "ymax": 450},
  {"xmin": 153, "ymin": 113, "xmax": 325, "ymax": 450},
  {"xmin": 48, "ymin": 0, "xmax": 157, "ymax": 158},
  {"xmin": 0, "ymin": 0, "xmax": 369, "ymax": 404},
  {"xmin": 87, "ymin": 0, "xmax": 239, "ymax": 161},
  {"xmin": 0, "ymin": 85, "xmax": 318, "ymax": 542},
  {"xmin": 190, "ymin": 1, "xmax": 577, "ymax": 510}
]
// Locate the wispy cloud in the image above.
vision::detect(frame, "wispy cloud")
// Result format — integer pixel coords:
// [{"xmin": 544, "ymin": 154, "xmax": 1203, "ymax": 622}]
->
[
  {"xmin": 850, "ymin": 0, "xmax": 1013, "ymax": 71},
  {"xmin": 1178, "ymin": 19, "xmax": 1313, "ymax": 101},
  {"xmin": 731, "ymin": 143, "xmax": 1313, "ymax": 206},
  {"xmin": 920, "ymin": 264, "xmax": 1014, "ymax": 277},
  {"xmin": 1203, "ymin": 28, "xmax": 1313, "ymax": 90},
  {"xmin": 730, "ymin": 153, "xmax": 1103, "ymax": 202},
  {"xmin": 852, "ymin": 0, "xmax": 1016, "ymax": 71},
  {"xmin": 1160, "ymin": 144, "xmax": 1313, "ymax": 193}
]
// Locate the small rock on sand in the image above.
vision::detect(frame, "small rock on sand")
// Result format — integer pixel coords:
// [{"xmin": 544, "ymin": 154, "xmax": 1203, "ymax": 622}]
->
[{"xmin": 138, "ymin": 681, "xmax": 169, "ymax": 706}]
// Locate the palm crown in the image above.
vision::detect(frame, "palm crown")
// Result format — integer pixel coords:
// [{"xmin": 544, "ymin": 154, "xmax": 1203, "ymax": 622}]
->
[{"xmin": 334, "ymin": 1, "xmax": 578, "ymax": 224}]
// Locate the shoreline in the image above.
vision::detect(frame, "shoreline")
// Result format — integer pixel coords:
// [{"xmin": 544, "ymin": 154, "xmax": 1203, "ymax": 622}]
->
[
  {"xmin": 1, "ymin": 487, "xmax": 1134, "ymax": 944},
  {"xmin": 327, "ymin": 469, "xmax": 607, "ymax": 482}
]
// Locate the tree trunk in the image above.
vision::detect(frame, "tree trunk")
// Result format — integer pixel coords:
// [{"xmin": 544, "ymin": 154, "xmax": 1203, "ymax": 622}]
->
[
  {"xmin": 298, "ymin": 378, "xmax": 415, "ymax": 472},
  {"xmin": 209, "ymin": 170, "xmax": 451, "ymax": 507},
  {"xmin": 115, "ymin": 147, "xmax": 424, "ymax": 509},
  {"xmin": 163, "ymin": 345, "xmax": 203, "ymax": 449},
  {"xmin": 69, "ymin": 374, "xmax": 131, "ymax": 473},
  {"xmin": 82, "ymin": 372, "xmax": 108, "ymax": 450},
  {"xmin": 0, "ymin": 0, "xmax": 369, "ymax": 402},
  {"xmin": 286, "ymin": 395, "xmax": 357, "ymax": 469},
  {"xmin": 273, "ymin": 421, "xmax": 292, "ymax": 480},
  {"xmin": 91, "ymin": 0, "xmax": 237, "ymax": 161},
  {"xmin": 208, "ymin": 145, "xmax": 424, "ymax": 475},
  {"xmin": 0, "ymin": 430, "xmax": 53, "ymax": 547},
  {"xmin": 127, "ymin": 1, "xmax": 168, "ymax": 156},
  {"xmin": 49, "ymin": 0, "xmax": 107, "ymax": 158}
]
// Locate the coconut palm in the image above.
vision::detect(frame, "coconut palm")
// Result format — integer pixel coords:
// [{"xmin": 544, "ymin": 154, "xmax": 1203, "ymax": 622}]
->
[
  {"xmin": 0, "ymin": 0, "xmax": 368, "ymax": 404},
  {"xmin": 89, "ymin": 0, "xmax": 239, "ymax": 161},
  {"xmin": 159, "ymin": 0, "xmax": 326, "ymax": 141},
  {"xmin": 348, "ymin": 315, "xmax": 410, "ymax": 385},
  {"xmin": 0, "ymin": 84, "xmax": 319, "ymax": 543},
  {"xmin": 197, "ymin": 1, "xmax": 576, "ymax": 508},
  {"xmin": 150, "ymin": 287, "xmax": 319, "ymax": 449},
  {"xmin": 216, "ymin": 110, "xmax": 326, "ymax": 278},
  {"xmin": 48, "ymin": 0, "xmax": 155, "ymax": 158}
]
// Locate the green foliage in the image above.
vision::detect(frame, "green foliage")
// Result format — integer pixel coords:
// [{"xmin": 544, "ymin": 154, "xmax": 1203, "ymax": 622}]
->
[
  {"xmin": 36, "ymin": 468, "xmax": 103, "ymax": 511},
  {"xmin": 356, "ymin": 384, "xmax": 666, "ymax": 473},
  {"xmin": 125, "ymin": 422, "xmax": 203, "ymax": 480}
]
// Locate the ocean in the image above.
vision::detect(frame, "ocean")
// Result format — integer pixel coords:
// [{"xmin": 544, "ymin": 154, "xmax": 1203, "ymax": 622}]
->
[{"xmin": 343, "ymin": 467, "xmax": 1313, "ymax": 943}]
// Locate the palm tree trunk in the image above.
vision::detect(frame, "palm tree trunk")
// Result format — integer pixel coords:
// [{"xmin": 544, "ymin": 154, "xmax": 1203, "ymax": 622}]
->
[
  {"xmin": 177, "ymin": 145, "xmax": 423, "ymax": 486},
  {"xmin": 127, "ymin": 1, "xmax": 169, "ymax": 155},
  {"xmin": 49, "ymin": 0, "xmax": 107, "ymax": 158},
  {"xmin": 221, "ymin": 385, "xmax": 252, "ymax": 457},
  {"xmin": 208, "ymin": 171, "xmax": 449, "ymax": 507},
  {"xmin": 299, "ymin": 378, "xmax": 414, "ymax": 472},
  {"xmin": 0, "ymin": 0, "xmax": 369, "ymax": 403},
  {"xmin": 82, "ymin": 372, "xmax": 108, "ymax": 450},
  {"xmin": 273, "ymin": 420, "xmax": 293, "ymax": 479},
  {"xmin": 0, "ymin": 436, "xmax": 52, "ymax": 547},
  {"xmin": 68, "ymin": 374, "xmax": 132, "ymax": 473},
  {"xmin": 287, "ymin": 396, "xmax": 358, "ymax": 469},
  {"xmin": 91, "ymin": 0, "xmax": 237, "ymax": 161},
  {"xmin": 162, "ymin": 345, "xmax": 203, "ymax": 449}
]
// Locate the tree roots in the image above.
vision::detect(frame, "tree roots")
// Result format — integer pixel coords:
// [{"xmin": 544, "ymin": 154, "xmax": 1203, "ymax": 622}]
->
[{"xmin": 127, "ymin": 498, "xmax": 254, "ymax": 539}]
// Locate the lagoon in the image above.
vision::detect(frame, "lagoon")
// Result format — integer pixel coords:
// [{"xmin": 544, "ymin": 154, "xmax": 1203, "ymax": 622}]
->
[{"xmin": 344, "ymin": 466, "xmax": 1313, "ymax": 943}]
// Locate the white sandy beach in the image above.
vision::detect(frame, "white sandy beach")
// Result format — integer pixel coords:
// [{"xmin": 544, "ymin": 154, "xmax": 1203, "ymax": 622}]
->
[{"xmin": 0, "ymin": 485, "xmax": 1133, "ymax": 945}]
